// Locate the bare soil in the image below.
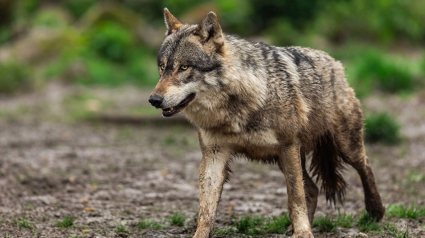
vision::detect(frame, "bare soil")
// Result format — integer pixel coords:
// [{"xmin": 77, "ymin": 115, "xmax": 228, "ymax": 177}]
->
[{"xmin": 0, "ymin": 85, "xmax": 424, "ymax": 237}]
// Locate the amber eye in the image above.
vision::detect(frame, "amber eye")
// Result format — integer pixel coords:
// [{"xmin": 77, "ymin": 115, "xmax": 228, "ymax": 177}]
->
[
  {"xmin": 159, "ymin": 64, "xmax": 165, "ymax": 71},
  {"xmin": 179, "ymin": 65, "xmax": 188, "ymax": 71}
]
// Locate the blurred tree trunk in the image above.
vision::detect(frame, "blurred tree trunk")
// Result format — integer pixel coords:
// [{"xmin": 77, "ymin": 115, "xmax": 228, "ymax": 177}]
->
[{"xmin": 0, "ymin": 0, "xmax": 15, "ymax": 27}]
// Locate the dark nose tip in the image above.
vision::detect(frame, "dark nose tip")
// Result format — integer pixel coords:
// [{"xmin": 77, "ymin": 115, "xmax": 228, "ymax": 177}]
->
[{"xmin": 148, "ymin": 94, "xmax": 163, "ymax": 108}]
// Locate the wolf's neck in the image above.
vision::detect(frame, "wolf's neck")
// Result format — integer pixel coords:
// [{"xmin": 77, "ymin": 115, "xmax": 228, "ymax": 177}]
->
[
  {"xmin": 221, "ymin": 36, "xmax": 269, "ymax": 109},
  {"xmin": 183, "ymin": 35, "xmax": 269, "ymax": 133}
]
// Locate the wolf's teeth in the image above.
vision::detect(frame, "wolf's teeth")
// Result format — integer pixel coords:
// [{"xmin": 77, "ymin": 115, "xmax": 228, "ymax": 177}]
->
[{"xmin": 170, "ymin": 107, "xmax": 173, "ymax": 111}]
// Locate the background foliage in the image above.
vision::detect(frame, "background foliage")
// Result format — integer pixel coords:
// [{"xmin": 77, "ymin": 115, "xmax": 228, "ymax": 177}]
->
[
  {"xmin": 1, "ymin": 0, "xmax": 424, "ymax": 87},
  {"xmin": 1, "ymin": 0, "xmax": 424, "ymax": 143}
]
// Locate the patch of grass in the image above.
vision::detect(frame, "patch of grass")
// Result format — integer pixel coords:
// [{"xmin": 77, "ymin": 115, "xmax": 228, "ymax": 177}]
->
[
  {"xmin": 235, "ymin": 216, "xmax": 266, "ymax": 235},
  {"xmin": 365, "ymin": 112, "xmax": 401, "ymax": 145},
  {"xmin": 170, "ymin": 212, "xmax": 186, "ymax": 227},
  {"xmin": 383, "ymin": 223, "xmax": 411, "ymax": 238},
  {"xmin": 229, "ymin": 215, "xmax": 291, "ymax": 235},
  {"xmin": 336, "ymin": 212, "xmax": 354, "ymax": 228},
  {"xmin": 19, "ymin": 216, "xmax": 32, "ymax": 229},
  {"xmin": 357, "ymin": 212, "xmax": 380, "ymax": 232},
  {"xmin": 115, "ymin": 223, "xmax": 129, "ymax": 237},
  {"xmin": 312, "ymin": 216, "xmax": 337, "ymax": 233},
  {"xmin": 56, "ymin": 216, "xmax": 75, "ymax": 228},
  {"xmin": 137, "ymin": 219, "xmax": 165, "ymax": 231},
  {"xmin": 263, "ymin": 214, "xmax": 291, "ymax": 234},
  {"xmin": 387, "ymin": 204, "xmax": 425, "ymax": 219},
  {"xmin": 214, "ymin": 227, "xmax": 237, "ymax": 235}
]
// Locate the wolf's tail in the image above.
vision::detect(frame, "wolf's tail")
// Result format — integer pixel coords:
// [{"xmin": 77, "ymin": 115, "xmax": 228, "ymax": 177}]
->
[{"xmin": 309, "ymin": 132, "xmax": 347, "ymax": 205}]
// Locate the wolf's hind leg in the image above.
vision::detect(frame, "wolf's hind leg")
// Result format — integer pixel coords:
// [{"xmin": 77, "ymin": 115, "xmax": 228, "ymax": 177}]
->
[
  {"xmin": 345, "ymin": 151, "xmax": 385, "ymax": 221},
  {"xmin": 335, "ymin": 109, "xmax": 385, "ymax": 221},
  {"xmin": 301, "ymin": 151, "xmax": 318, "ymax": 225}
]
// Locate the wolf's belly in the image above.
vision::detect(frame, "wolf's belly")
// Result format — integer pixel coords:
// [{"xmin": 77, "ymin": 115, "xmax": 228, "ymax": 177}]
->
[{"xmin": 200, "ymin": 128, "xmax": 281, "ymax": 161}]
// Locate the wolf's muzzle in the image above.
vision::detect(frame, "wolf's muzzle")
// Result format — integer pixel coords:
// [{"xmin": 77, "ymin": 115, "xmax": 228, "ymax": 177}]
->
[{"xmin": 148, "ymin": 94, "xmax": 164, "ymax": 108}]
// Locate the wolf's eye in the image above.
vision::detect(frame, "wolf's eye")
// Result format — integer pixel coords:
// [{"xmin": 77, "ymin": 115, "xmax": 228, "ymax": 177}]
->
[
  {"xmin": 159, "ymin": 64, "xmax": 165, "ymax": 71},
  {"xmin": 179, "ymin": 65, "xmax": 189, "ymax": 71}
]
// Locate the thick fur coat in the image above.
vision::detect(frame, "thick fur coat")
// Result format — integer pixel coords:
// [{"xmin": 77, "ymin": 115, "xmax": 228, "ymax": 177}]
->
[{"xmin": 149, "ymin": 9, "xmax": 385, "ymax": 238}]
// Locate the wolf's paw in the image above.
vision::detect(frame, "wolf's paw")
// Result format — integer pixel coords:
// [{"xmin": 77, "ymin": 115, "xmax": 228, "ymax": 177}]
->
[
  {"xmin": 292, "ymin": 230, "xmax": 314, "ymax": 238},
  {"xmin": 192, "ymin": 229, "xmax": 210, "ymax": 238},
  {"xmin": 366, "ymin": 203, "xmax": 386, "ymax": 222}
]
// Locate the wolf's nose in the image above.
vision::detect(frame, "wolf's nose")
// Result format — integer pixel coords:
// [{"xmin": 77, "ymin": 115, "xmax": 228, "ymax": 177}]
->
[{"xmin": 149, "ymin": 94, "xmax": 164, "ymax": 108}]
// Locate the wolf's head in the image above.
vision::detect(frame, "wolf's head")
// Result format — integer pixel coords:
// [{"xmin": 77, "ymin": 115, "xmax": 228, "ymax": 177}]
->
[{"xmin": 149, "ymin": 9, "xmax": 225, "ymax": 117}]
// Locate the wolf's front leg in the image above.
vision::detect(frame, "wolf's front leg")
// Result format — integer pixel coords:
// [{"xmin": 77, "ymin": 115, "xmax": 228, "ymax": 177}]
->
[
  {"xmin": 193, "ymin": 147, "xmax": 230, "ymax": 238},
  {"xmin": 279, "ymin": 143, "xmax": 314, "ymax": 238}
]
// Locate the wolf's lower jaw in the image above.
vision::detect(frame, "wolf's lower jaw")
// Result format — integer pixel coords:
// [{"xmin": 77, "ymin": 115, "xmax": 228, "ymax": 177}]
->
[{"xmin": 162, "ymin": 93, "xmax": 196, "ymax": 117}]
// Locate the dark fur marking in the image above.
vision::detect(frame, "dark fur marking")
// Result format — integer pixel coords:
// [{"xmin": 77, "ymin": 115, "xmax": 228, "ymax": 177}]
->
[
  {"xmin": 271, "ymin": 51, "xmax": 290, "ymax": 79},
  {"xmin": 245, "ymin": 112, "xmax": 265, "ymax": 132},
  {"xmin": 285, "ymin": 47, "xmax": 315, "ymax": 68},
  {"xmin": 227, "ymin": 94, "xmax": 244, "ymax": 112},
  {"xmin": 194, "ymin": 63, "xmax": 221, "ymax": 73},
  {"xmin": 242, "ymin": 54, "xmax": 258, "ymax": 69},
  {"xmin": 225, "ymin": 94, "xmax": 250, "ymax": 122},
  {"xmin": 330, "ymin": 68, "xmax": 336, "ymax": 87},
  {"xmin": 256, "ymin": 42, "xmax": 272, "ymax": 60},
  {"xmin": 261, "ymin": 47, "xmax": 269, "ymax": 60},
  {"xmin": 285, "ymin": 80, "xmax": 295, "ymax": 97},
  {"xmin": 182, "ymin": 71, "xmax": 195, "ymax": 84},
  {"xmin": 272, "ymin": 51, "xmax": 280, "ymax": 63}
]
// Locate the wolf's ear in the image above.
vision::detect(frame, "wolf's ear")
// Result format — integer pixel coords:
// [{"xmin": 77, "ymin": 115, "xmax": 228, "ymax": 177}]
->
[
  {"xmin": 195, "ymin": 11, "xmax": 224, "ymax": 50},
  {"xmin": 164, "ymin": 8, "xmax": 182, "ymax": 35}
]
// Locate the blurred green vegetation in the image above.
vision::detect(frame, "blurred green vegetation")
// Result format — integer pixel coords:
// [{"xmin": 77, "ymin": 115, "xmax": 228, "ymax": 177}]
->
[
  {"xmin": 0, "ymin": 61, "xmax": 31, "ymax": 94},
  {"xmin": 0, "ymin": 0, "xmax": 424, "ymax": 98},
  {"xmin": 346, "ymin": 49, "xmax": 416, "ymax": 98},
  {"xmin": 365, "ymin": 112, "xmax": 401, "ymax": 145}
]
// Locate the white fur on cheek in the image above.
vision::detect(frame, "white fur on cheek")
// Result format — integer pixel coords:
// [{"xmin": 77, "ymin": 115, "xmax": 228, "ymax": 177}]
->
[{"xmin": 162, "ymin": 82, "xmax": 199, "ymax": 108}]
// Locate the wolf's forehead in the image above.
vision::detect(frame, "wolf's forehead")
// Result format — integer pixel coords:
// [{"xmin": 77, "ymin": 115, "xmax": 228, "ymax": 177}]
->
[{"xmin": 158, "ymin": 25, "xmax": 198, "ymax": 62}]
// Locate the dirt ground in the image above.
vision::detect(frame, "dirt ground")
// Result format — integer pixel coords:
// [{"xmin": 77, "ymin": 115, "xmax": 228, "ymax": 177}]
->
[{"xmin": 0, "ymin": 84, "xmax": 424, "ymax": 237}]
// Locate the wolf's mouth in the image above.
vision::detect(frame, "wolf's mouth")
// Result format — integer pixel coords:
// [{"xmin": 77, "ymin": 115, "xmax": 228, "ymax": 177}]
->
[{"xmin": 162, "ymin": 93, "xmax": 196, "ymax": 117}]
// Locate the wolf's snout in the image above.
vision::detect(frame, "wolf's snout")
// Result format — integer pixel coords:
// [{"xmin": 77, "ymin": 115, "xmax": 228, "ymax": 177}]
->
[{"xmin": 148, "ymin": 94, "xmax": 164, "ymax": 108}]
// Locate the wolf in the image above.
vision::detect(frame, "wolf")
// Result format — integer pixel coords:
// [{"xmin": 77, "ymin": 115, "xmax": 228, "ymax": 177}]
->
[{"xmin": 148, "ymin": 9, "xmax": 385, "ymax": 238}]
